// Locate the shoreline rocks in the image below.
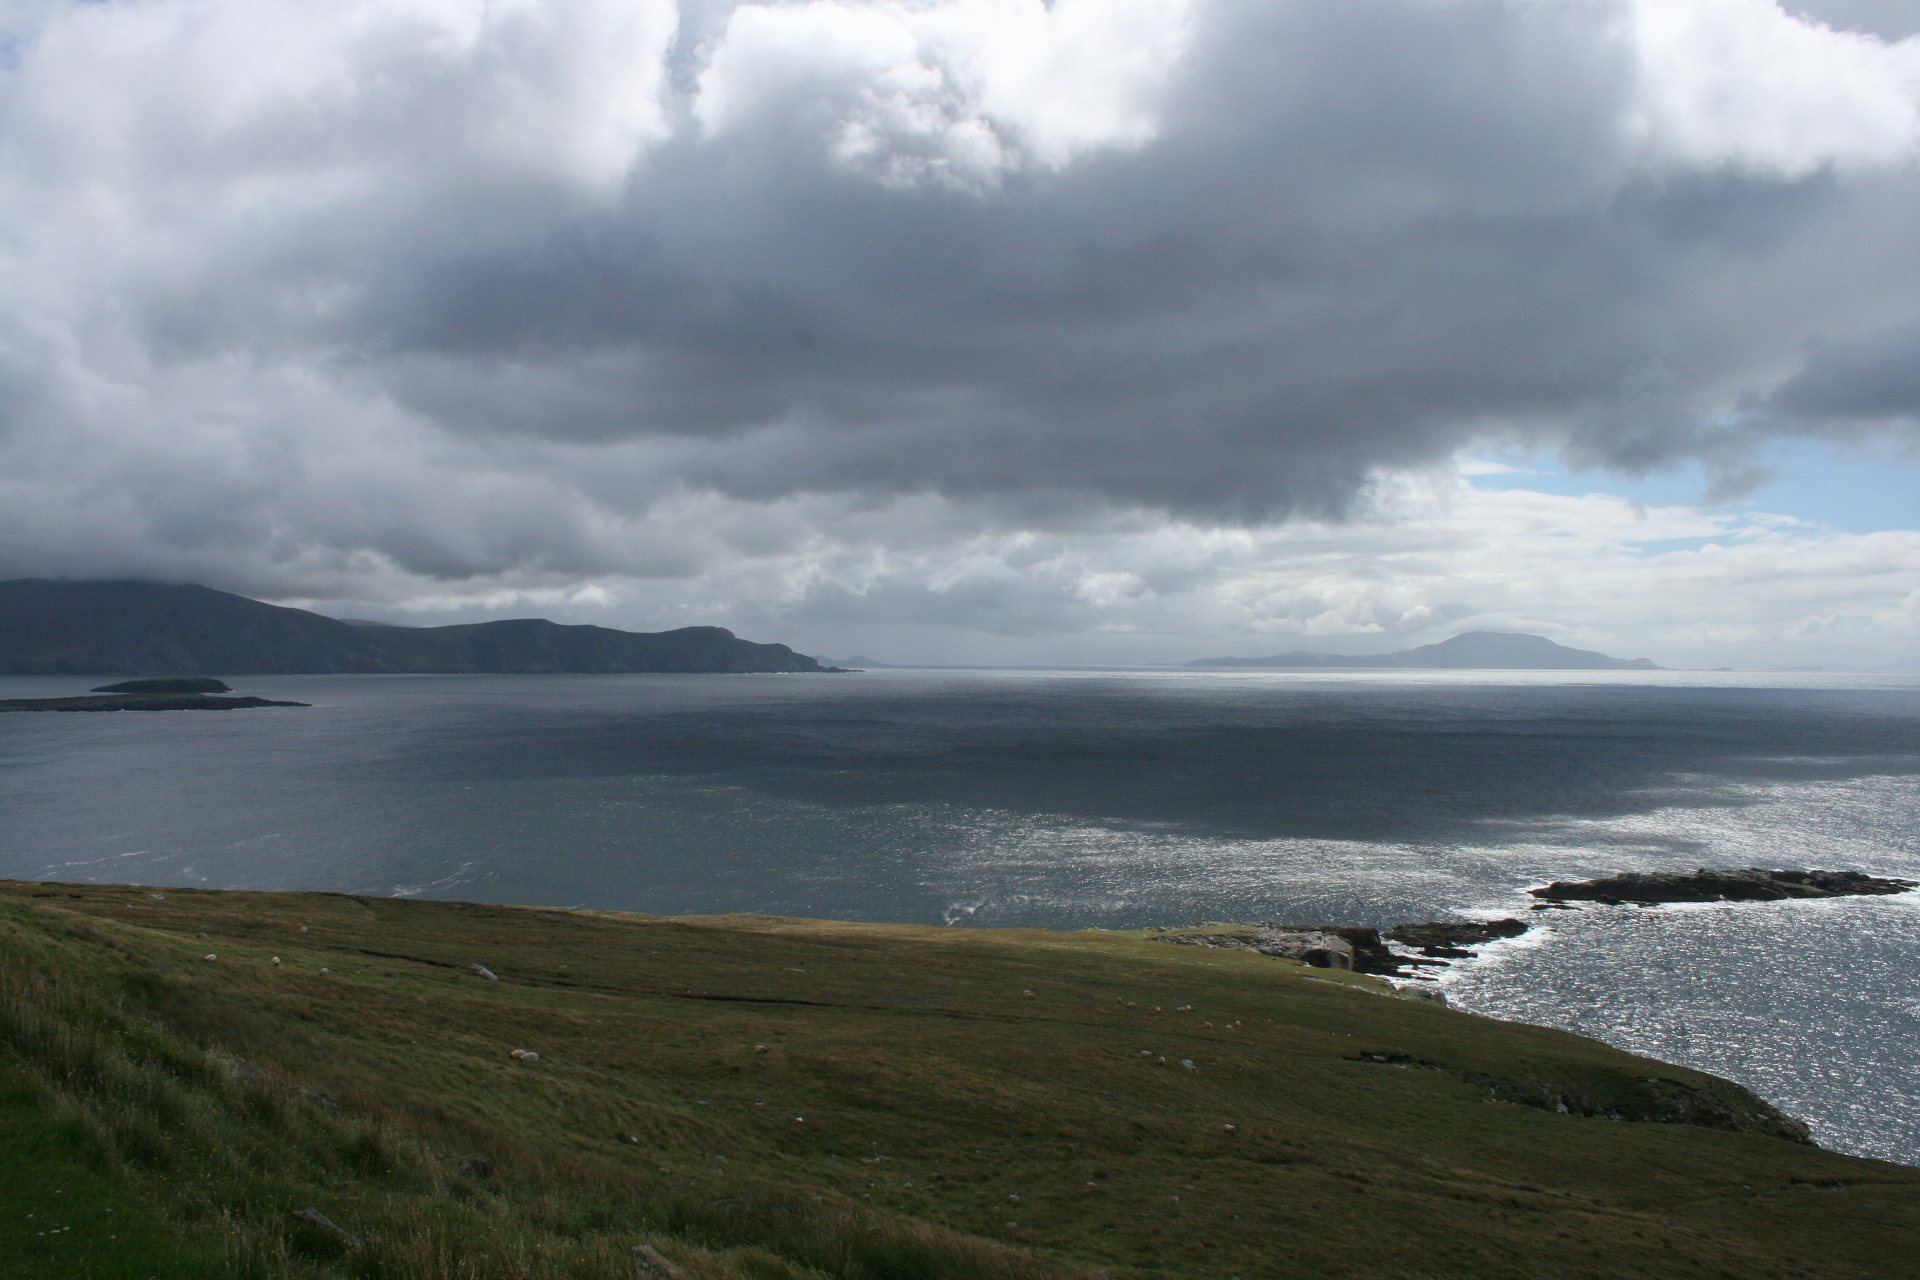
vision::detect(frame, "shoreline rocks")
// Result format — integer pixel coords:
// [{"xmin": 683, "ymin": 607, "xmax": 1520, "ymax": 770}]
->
[
  {"xmin": 1157, "ymin": 922, "xmax": 1523, "ymax": 980},
  {"xmin": 1385, "ymin": 918, "xmax": 1530, "ymax": 959},
  {"xmin": 1159, "ymin": 866, "xmax": 1911, "ymax": 982}
]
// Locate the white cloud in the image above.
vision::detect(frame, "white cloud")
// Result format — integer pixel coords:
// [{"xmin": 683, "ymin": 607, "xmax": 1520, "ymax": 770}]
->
[
  {"xmin": 242, "ymin": 467, "xmax": 1920, "ymax": 671},
  {"xmin": 1622, "ymin": 0, "xmax": 1920, "ymax": 176},
  {"xmin": 2, "ymin": 0, "xmax": 679, "ymax": 230},
  {"xmin": 694, "ymin": 0, "xmax": 1193, "ymax": 187}
]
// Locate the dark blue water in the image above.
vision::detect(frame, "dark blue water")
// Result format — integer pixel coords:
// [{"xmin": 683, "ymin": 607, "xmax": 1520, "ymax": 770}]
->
[{"xmin": 3, "ymin": 668, "xmax": 1917, "ymax": 1162}]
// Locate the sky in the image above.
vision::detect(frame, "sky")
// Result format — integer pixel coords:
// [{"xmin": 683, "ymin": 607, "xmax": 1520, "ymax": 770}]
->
[{"xmin": 1, "ymin": 0, "xmax": 1917, "ymax": 669}]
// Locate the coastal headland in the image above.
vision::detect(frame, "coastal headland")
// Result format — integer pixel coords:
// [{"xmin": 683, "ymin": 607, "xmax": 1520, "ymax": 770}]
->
[
  {"xmin": 0, "ymin": 579, "xmax": 831, "ymax": 675},
  {"xmin": 4, "ymin": 880, "xmax": 1915, "ymax": 1279}
]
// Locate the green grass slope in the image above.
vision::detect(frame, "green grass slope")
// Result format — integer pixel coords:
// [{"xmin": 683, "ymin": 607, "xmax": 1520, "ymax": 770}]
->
[{"xmin": 1, "ymin": 881, "xmax": 1913, "ymax": 1279}]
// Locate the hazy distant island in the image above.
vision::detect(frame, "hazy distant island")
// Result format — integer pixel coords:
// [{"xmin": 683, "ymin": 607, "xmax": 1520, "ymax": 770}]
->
[
  {"xmin": 0, "ymin": 579, "xmax": 830, "ymax": 676},
  {"xmin": 1190, "ymin": 630, "xmax": 1659, "ymax": 670}
]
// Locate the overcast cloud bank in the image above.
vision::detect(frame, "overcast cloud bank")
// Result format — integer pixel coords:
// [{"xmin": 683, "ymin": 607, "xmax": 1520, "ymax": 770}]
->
[{"xmin": 1, "ymin": 0, "xmax": 1916, "ymax": 666}]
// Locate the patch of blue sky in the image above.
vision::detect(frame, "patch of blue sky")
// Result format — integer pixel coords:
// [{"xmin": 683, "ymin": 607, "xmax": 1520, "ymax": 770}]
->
[{"xmin": 1467, "ymin": 441, "xmax": 1919, "ymax": 535}]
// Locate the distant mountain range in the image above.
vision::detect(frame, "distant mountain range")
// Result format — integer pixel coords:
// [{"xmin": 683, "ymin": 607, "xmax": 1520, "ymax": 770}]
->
[
  {"xmin": 1189, "ymin": 631, "xmax": 1659, "ymax": 670},
  {"xmin": 0, "ymin": 579, "xmax": 828, "ymax": 675}
]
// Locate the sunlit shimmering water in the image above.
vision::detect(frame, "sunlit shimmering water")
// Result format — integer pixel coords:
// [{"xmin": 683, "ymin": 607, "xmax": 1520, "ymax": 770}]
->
[
  {"xmin": 2, "ymin": 667, "xmax": 1917, "ymax": 1162},
  {"xmin": 1443, "ymin": 892, "xmax": 1920, "ymax": 1165}
]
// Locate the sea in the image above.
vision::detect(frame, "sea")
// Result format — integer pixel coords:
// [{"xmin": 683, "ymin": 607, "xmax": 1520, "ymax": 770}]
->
[{"xmin": 2, "ymin": 668, "xmax": 1916, "ymax": 1165}]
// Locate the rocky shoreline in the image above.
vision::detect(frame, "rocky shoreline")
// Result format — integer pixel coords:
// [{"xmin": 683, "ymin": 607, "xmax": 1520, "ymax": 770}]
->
[
  {"xmin": 1156, "ymin": 866, "xmax": 1916, "ymax": 984},
  {"xmin": 1154, "ymin": 920, "xmax": 1530, "ymax": 985}
]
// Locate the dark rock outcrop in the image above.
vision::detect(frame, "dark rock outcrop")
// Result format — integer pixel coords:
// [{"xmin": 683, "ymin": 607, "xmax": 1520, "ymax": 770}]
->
[
  {"xmin": 1316, "ymin": 926, "xmax": 1406, "ymax": 976},
  {"xmin": 1531, "ymin": 867, "xmax": 1916, "ymax": 906},
  {"xmin": 1384, "ymin": 918, "xmax": 1530, "ymax": 959}
]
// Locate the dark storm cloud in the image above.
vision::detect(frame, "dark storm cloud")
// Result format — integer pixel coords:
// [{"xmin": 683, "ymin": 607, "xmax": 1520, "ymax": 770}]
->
[
  {"xmin": 1, "ymin": 0, "xmax": 1917, "ymax": 623},
  {"xmin": 335, "ymin": 2, "xmax": 1920, "ymax": 517},
  {"xmin": 1767, "ymin": 314, "xmax": 1920, "ymax": 430}
]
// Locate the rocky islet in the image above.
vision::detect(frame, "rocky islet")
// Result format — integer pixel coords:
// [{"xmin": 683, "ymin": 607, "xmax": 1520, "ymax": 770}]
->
[{"xmin": 1529, "ymin": 866, "xmax": 1916, "ymax": 906}]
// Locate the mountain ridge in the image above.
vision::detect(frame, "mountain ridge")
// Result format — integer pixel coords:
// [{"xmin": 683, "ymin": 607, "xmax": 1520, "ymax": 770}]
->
[
  {"xmin": 1190, "ymin": 630, "xmax": 1659, "ymax": 670},
  {"xmin": 0, "ymin": 579, "xmax": 826, "ymax": 675}
]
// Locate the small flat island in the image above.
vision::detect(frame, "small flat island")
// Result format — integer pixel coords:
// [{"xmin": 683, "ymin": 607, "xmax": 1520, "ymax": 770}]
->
[
  {"xmin": 1531, "ymin": 866, "xmax": 1917, "ymax": 905},
  {"xmin": 91, "ymin": 677, "xmax": 235, "ymax": 694},
  {"xmin": 0, "ymin": 676, "xmax": 306, "ymax": 713}
]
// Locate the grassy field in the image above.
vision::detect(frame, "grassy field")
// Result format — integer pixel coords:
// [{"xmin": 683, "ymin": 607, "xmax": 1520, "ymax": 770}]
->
[{"xmin": 2, "ymin": 880, "xmax": 1915, "ymax": 1279}]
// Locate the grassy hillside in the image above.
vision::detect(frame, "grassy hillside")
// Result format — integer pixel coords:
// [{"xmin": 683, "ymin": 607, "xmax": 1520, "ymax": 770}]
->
[{"xmin": 2, "ymin": 882, "xmax": 1913, "ymax": 1279}]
